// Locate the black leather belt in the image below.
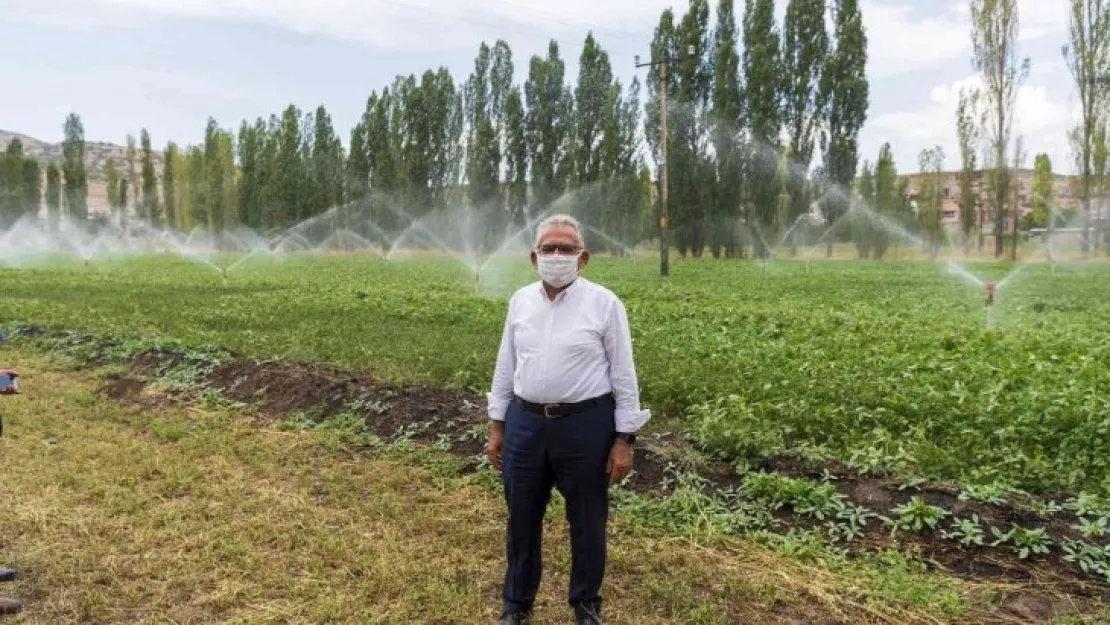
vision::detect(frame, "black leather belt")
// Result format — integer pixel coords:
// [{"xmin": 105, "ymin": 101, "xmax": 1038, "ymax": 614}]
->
[{"xmin": 518, "ymin": 394, "xmax": 613, "ymax": 418}]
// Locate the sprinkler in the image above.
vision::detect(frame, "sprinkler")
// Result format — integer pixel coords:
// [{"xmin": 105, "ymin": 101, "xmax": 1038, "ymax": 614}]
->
[
  {"xmin": 984, "ymin": 281, "xmax": 996, "ymax": 307},
  {"xmin": 984, "ymin": 282, "xmax": 997, "ymax": 329},
  {"xmin": 220, "ymin": 267, "xmax": 229, "ymax": 286}
]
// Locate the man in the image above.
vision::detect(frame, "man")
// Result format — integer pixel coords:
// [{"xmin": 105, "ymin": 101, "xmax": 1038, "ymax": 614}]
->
[
  {"xmin": 486, "ymin": 215, "xmax": 650, "ymax": 625},
  {"xmin": 0, "ymin": 369, "xmax": 22, "ymax": 616}
]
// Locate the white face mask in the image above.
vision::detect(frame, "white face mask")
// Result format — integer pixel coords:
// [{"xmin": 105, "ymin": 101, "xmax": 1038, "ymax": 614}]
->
[{"xmin": 537, "ymin": 253, "xmax": 581, "ymax": 288}]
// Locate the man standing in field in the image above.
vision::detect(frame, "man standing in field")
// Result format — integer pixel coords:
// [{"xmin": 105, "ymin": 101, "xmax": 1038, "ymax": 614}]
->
[{"xmin": 486, "ymin": 215, "xmax": 650, "ymax": 625}]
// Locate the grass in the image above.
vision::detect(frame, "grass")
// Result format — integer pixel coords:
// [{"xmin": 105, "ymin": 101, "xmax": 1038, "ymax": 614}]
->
[
  {"xmin": 0, "ymin": 350, "xmax": 1006, "ymax": 624},
  {"xmin": 2, "ymin": 253, "xmax": 1110, "ymax": 496}
]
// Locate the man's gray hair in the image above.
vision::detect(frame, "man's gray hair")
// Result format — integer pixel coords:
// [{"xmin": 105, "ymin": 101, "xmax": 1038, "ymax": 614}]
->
[{"xmin": 534, "ymin": 214, "xmax": 585, "ymax": 249}]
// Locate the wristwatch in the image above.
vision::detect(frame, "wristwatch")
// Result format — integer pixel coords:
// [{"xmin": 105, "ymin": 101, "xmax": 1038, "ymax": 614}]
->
[{"xmin": 615, "ymin": 432, "xmax": 636, "ymax": 445}]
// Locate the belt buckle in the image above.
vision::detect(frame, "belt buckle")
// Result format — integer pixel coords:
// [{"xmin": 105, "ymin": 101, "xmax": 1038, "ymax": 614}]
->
[{"xmin": 543, "ymin": 404, "xmax": 557, "ymax": 418}]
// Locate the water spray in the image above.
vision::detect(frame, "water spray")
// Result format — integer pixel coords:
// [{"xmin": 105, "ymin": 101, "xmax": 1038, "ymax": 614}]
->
[{"xmin": 984, "ymin": 281, "xmax": 996, "ymax": 328}]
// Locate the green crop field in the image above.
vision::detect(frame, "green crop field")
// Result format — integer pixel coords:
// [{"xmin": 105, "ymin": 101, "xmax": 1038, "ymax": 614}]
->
[{"xmin": 3, "ymin": 254, "xmax": 1109, "ymax": 498}]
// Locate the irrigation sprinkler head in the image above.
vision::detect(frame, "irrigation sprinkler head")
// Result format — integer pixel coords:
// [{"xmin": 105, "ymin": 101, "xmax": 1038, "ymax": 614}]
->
[{"xmin": 985, "ymin": 282, "xmax": 996, "ymax": 306}]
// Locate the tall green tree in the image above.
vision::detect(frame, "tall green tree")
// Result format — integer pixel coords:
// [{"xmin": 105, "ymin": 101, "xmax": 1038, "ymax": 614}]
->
[
  {"xmin": 105, "ymin": 158, "xmax": 120, "ymax": 217},
  {"xmin": 20, "ymin": 157, "xmax": 40, "ymax": 221},
  {"xmin": 819, "ymin": 0, "xmax": 869, "ymax": 257},
  {"xmin": 782, "ymin": 0, "xmax": 829, "ymax": 255},
  {"xmin": 574, "ymin": 34, "xmax": 612, "ymax": 188},
  {"xmin": 45, "ymin": 162, "xmax": 61, "ymax": 226},
  {"xmin": 311, "ymin": 105, "xmax": 345, "ymax": 216},
  {"xmin": 872, "ymin": 143, "xmax": 899, "ymax": 259},
  {"xmin": 1062, "ymin": 0, "xmax": 1110, "ymax": 254},
  {"xmin": 117, "ymin": 176, "xmax": 129, "ymax": 217},
  {"xmin": 347, "ymin": 120, "xmax": 369, "ymax": 203},
  {"xmin": 363, "ymin": 90, "xmax": 399, "ymax": 229},
  {"xmin": 183, "ymin": 146, "xmax": 206, "ymax": 231},
  {"xmin": 62, "ymin": 113, "xmax": 88, "ymax": 221},
  {"xmin": 467, "ymin": 43, "xmax": 501, "ymax": 223},
  {"xmin": 504, "ymin": 87, "xmax": 529, "ymax": 226},
  {"xmin": 956, "ymin": 88, "xmax": 983, "ymax": 251},
  {"xmin": 742, "ymin": 0, "xmax": 781, "ymax": 257},
  {"xmin": 1095, "ymin": 122, "xmax": 1109, "ymax": 251},
  {"xmin": 428, "ymin": 68, "xmax": 465, "ymax": 211},
  {"xmin": 489, "ymin": 40, "xmax": 515, "ymax": 222},
  {"xmin": 163, "ymin": 142, "xmax": 178, "ymax": 230},
  {"xmin": 140, "ymin": 129, "xmax": 160, "ymax": 224},
  {"xmin": 1030, "ymin": 152, "xmax": 1053, "ymax": 229},
  {"xmin": 854, "ymin": 160, "xmax": 875, "ymax": 258},
  {"xmin": 917, "ymin": 146, "xmax": 946, "ymax": 257},
  {"xmin": 671, "ymin": 0, "xmax": 712, "ymax": 257},
  {"xmin": 125, "ymin": 133, "xmax": 138, "ymax": 213},
  {"xmin": 574, "ymin": 32, "xmax": 617, "ymax": 246},
  {"xmin": 237, "ymin": 120, "xmax": 266, "ymax": 229},
  {"xmin": 971, "ymin": 0, "xmax": 1029, "ymax": 257},
  {"xmin": 525, "ymin": 40, "xmax": 574, "ymax": 212},
  {"xmin": 598, "ymin": 76, "xmax": 647, "ymax": 254},
  {"xmin": 275, "ymin": 105, "xmax": 307, "ymax": 227},
  {"xmin": 711, "ymin": 0, "xmax": 744, "ymax": 258},
  {"xmin": 0, "ymin": 139, "xmax": 24, "ymax": 224},
  {"xmin": 645, "ymin": 9, "xmax": 679, "ymax": 255},
  {"xmin": 171, "ymin": 146, "xmax": 191, "ymax": 231}
]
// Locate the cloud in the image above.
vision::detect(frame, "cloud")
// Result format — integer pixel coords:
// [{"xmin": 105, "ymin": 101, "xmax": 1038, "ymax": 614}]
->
[
  {"xmin": 861, "ymin": 1, "xmax": 972, "ymax": 79},
  {"xmin": 871, "ymin": 71, "xmax": 1078, "ymax": 173},
  {"xmin": 861, "ymin": 0, "xmax": 1070, "ymax": 80},
  {"xmin": 3, "ymin": 0, "xmax": 670, "ymax": 52}
]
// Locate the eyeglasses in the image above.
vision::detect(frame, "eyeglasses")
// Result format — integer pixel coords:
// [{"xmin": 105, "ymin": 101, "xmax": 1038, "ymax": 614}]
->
[{"xmin": 536, "ymin": 244, "xmax": 582, "ymax": 255}]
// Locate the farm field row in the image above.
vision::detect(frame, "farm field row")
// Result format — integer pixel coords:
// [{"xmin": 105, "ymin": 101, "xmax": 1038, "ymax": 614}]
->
[{"xmin": 1, "ymin": 254, "xmax": 1109, "ymax": 497}]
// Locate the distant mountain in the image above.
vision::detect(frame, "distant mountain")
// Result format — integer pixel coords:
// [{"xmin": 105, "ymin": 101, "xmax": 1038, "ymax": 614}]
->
[{"xmin": 0, "ymin": 129, "xmax": 164, "ymax": 183}]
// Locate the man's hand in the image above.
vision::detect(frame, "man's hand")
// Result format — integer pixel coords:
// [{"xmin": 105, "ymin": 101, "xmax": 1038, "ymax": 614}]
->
[
  {"xmin": 487, "ymin": 420, "xmax": 505, "ymax": 472},
  {"xmin": 606, "ymin": 439, "xmax": 634, "ymax": 485}
]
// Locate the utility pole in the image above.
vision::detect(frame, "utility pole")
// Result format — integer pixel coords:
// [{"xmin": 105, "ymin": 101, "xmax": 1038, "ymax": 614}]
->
[{"xmin": 636, "ymin": 45, "xmax": 696, "ymax": 278}]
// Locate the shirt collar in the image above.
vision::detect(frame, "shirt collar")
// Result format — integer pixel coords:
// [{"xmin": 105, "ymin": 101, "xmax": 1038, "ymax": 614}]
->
[{"xmin": 538, "ymin": 276, "xmax": 584, "ymax": 302}]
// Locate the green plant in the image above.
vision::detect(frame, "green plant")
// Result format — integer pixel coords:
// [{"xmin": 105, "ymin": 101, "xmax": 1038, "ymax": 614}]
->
[
  {"xmin": 1030, "ymin": 498, "xmax": 1064, "ymax": 518},
  {"xmin": 957, "ymin": 483, "xmax": 1011, "ymax": 505},
  {"xmin": 1065, "ymin": 493, "xmax": 1109, "ymax": 518},
  {"xmin": 1075, "ymin": 516, "xmax": 1109, "ymax": 539},
  {"xmin": 889, "ymin": 497, "xmax": 949, "ymax": 534},
  {"xmin": 792, "ymin": 482, "xmax": 847, "ymax": 521},
  {"xmin": 990, "ymin": 525, "xmax": 1052, "ymax": 560},
  {"xmin": 1060, "ymin": 539, "xmax": 1110, "ymax": 581},
  {"xmin": 941, "ymin": 515, "xmax": 985, "ymax": 546}
]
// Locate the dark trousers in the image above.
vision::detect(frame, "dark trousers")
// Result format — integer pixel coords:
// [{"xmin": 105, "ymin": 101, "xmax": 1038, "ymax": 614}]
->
[{"xmin": 501, "ymin": 395, "xmax": 615, "ymax": 615}]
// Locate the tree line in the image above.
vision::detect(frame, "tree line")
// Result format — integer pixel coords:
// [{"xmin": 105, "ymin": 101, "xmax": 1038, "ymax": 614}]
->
[
  {"xmin": 16, "ymin": 0, "xmax": 865, "ymax": 258},
  {"xmin": 67, "ymin": 34, "xmax": 656, "ymax": 254},
  {"xmin": 952, "ymin": 0, "xmax": 1110, "ymax": 258},
  {"xmin": 11, "ymin": 0, "xmax": 1107, "ymax": 259}
]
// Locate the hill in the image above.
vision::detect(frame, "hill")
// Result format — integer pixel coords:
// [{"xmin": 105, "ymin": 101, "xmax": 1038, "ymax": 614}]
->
[
  {"xmin": 0, "ymin": 129, "xmax": 164, "ymax": 184},
  {"xmin": 0, "ymin": 129, "xmax": 168, "ymax": 215}
]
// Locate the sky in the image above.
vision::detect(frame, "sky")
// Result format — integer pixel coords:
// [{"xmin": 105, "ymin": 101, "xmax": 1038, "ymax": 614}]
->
[{"xmin": 0, "ymin": 0, "xmax": 1085, "ymax": 174}]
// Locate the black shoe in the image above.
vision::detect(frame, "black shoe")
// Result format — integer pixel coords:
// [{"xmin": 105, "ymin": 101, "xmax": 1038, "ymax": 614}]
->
[
  {"xmin": 0, "ymin": 569, "xmax": 17, "ymax": 583},
  {"xmin": 574, "ymin": 603, "xmax": 602, "ymax": 624},
  {"xmin": 497, "ymin": 611, "xmax": 531, "ymax": 624}
]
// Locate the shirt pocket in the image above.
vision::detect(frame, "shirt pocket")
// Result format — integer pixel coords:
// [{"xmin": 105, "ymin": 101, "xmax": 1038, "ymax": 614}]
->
[{"xmin": 557, "ymin": 323, "xmax": 605, "ymax": 364}]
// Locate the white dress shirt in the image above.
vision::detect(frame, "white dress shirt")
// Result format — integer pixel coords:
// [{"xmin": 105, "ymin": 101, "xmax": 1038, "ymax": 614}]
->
[{"xmin": 487, "ymin": 277, "xmax": 651, "ymax": 434}]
